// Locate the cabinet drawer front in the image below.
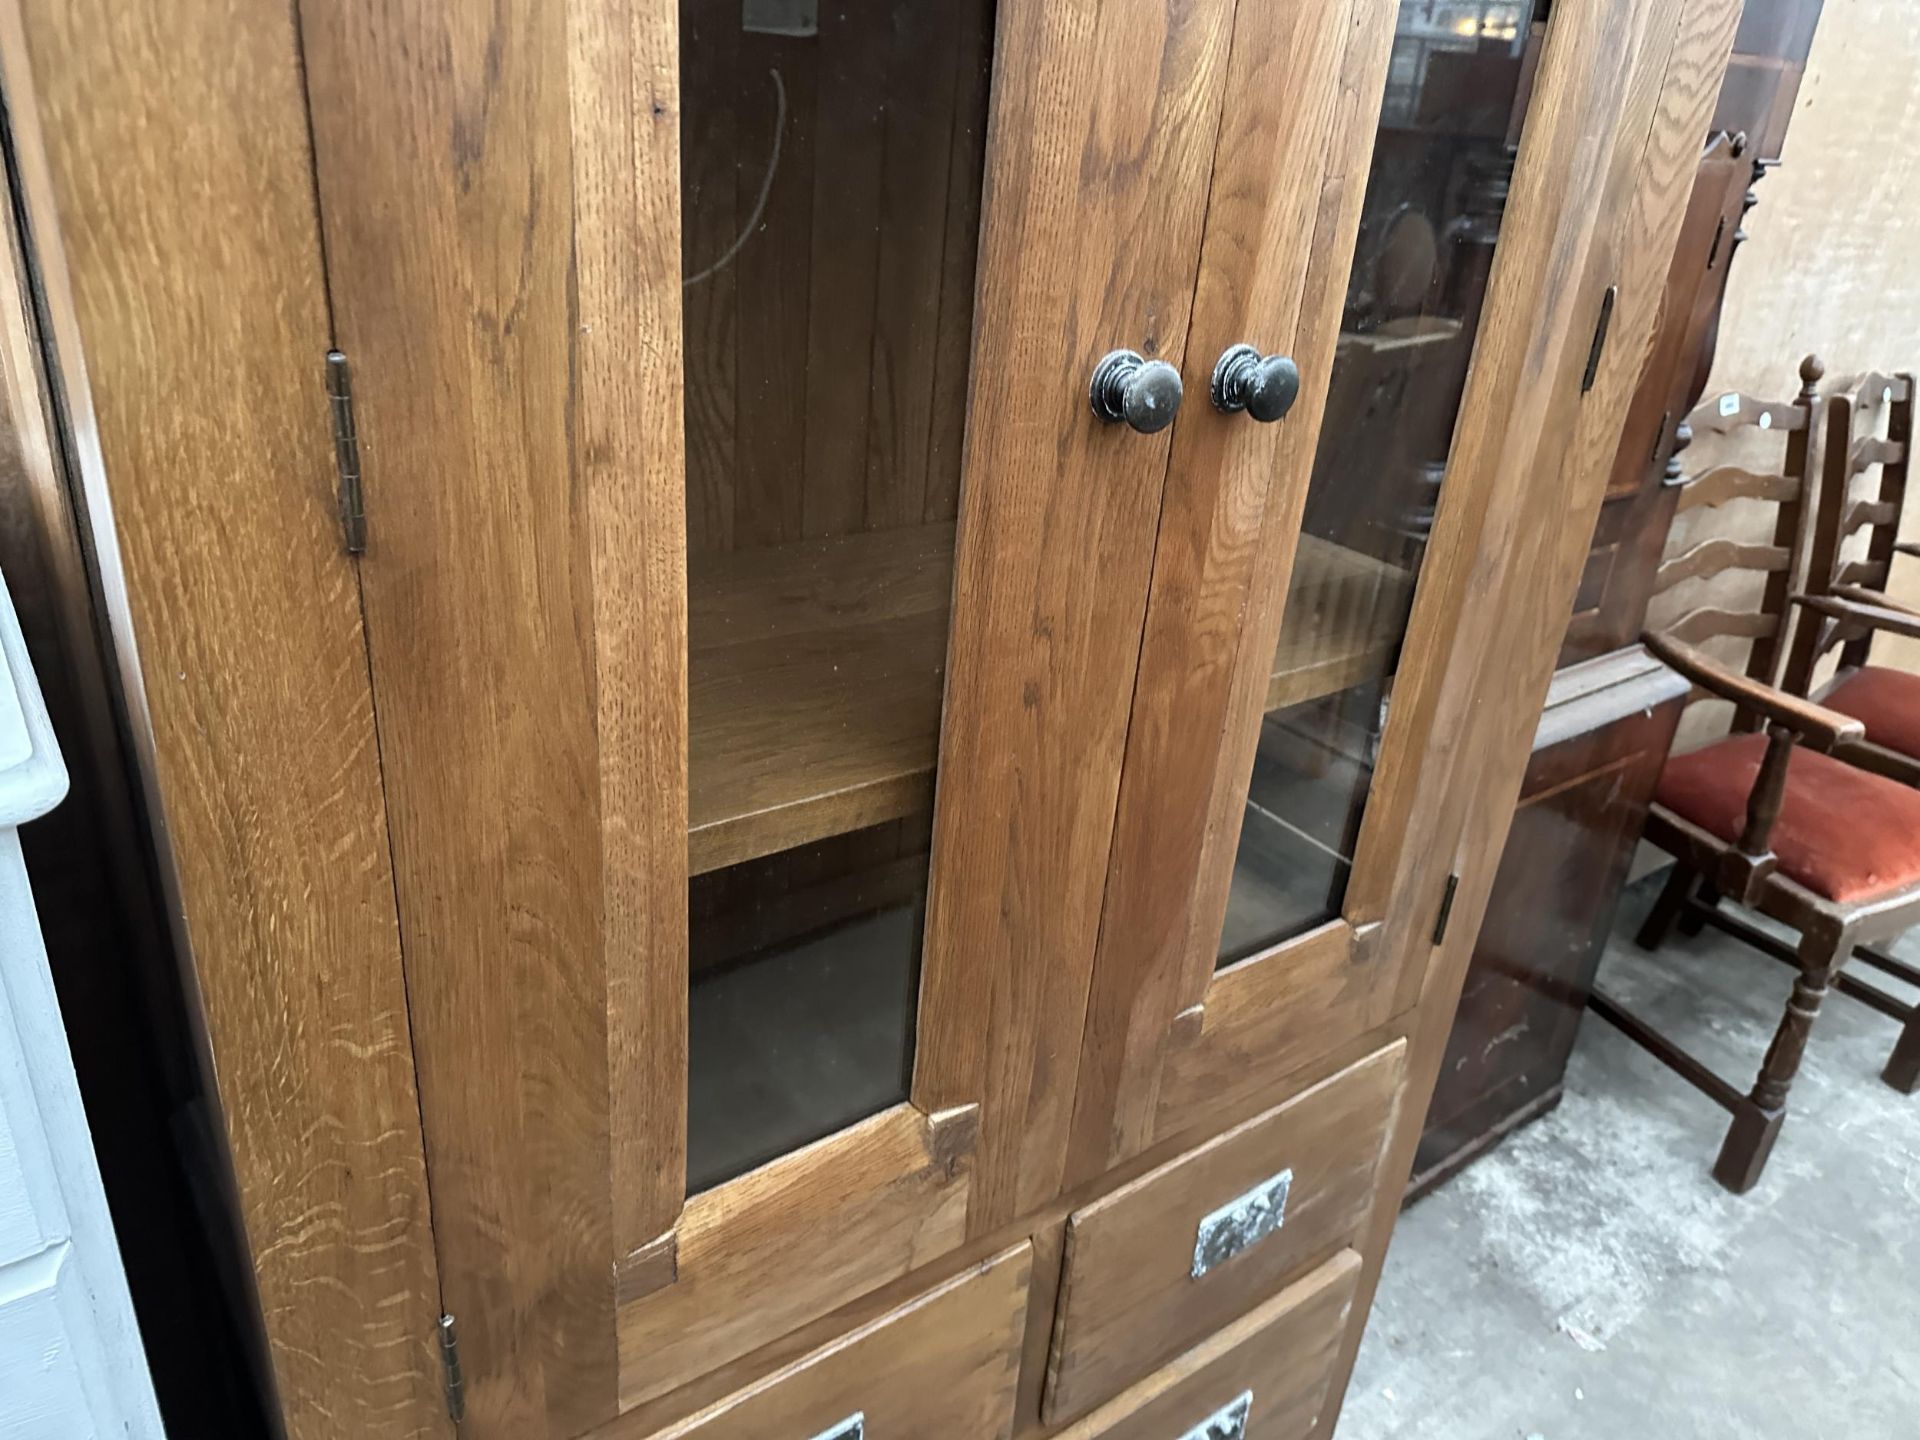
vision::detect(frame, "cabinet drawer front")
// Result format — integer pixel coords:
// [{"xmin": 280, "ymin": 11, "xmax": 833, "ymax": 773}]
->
[
  {"xmin": 656, "ymin": 1243, "xmax": 1031, "ymax": 1440},
  {"xmin": 1045, "ymin": 1044, "xmax": 1403, "ymax": 1422},
  {"xmin": 1055, "ymin": 1251, "xmax": 1362, "ymax": 1440}
]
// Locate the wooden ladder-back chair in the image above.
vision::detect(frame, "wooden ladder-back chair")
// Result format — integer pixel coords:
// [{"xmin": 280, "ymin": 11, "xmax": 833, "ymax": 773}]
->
[
  {"xmin": 1749, "ymin": 373, "xmax": 1920, "ymax": 1092},
  {"xmin": 1594, "ymin": 356, "xmax": 1920, "ymax": 1192},
  {"xmin": 1786, "ymin": 373, "xmax": 1920, "ymax": 785}
]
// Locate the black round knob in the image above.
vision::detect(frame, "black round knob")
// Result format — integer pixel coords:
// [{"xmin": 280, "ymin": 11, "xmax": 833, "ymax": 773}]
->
[
  {"xmin": 1211, "ymin": 345, "xmax": 1301, "ymax": 423},
  {"xmin": 1090, "ymin": 350, "xmax": 1184, "ymax": 435}
]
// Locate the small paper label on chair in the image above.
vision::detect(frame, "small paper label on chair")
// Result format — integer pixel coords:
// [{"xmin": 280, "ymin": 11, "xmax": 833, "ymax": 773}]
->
[{"xmin": 1719, "ymin": 393, "xmax": 1740, "ymax": 417}]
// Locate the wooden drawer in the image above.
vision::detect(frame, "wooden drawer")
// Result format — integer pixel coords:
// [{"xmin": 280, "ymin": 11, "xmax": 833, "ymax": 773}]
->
[
  {"xmin": 1043, "ymin": 1043, "xmax": 1403, "ymax": 1423},
  {"xmin": 650, "ymin": 1242, "xmax": 1031, "ymax": 1439},
  {"xmin": 1054, "ymin": 1250, "xmax": 1362, "ymax": 1440}
]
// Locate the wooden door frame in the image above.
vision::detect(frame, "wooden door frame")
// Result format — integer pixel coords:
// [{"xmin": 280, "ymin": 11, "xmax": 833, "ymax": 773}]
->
[
  {"xmin": 0, "ymin": 2, "xmax": 452, "ymax": 1437},
  {"xmin": 1072, "ymin": 0, "xmax": 1743, "ymax": 1187},
  {"xmin": 1064, "ymin": 0, "xmax": 1404, "ymax": 1183}
]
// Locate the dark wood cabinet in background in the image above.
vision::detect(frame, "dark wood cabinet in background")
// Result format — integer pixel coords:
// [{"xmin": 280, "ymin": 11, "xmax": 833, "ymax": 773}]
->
[{"xmin": 1412, "ymin": 649, "xmax": 1687, "ymax": 1194}]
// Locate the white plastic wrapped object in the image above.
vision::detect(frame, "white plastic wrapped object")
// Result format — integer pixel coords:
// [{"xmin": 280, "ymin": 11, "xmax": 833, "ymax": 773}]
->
[{"xmin": 0, "ymin": 575, "xmax": 164, "ymax": 1438}]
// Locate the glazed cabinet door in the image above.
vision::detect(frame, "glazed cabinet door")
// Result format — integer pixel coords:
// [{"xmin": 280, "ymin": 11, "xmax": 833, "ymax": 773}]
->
[
  {"xmin": 1069, "ymin": 0, "xmax": 1746, "ymax": 1176},
  {"xmin": 292, "ymin": 0, "xmax": 1314, "ymax": 1436}
]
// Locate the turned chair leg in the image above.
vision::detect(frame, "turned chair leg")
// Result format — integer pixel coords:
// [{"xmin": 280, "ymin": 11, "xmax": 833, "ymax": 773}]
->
[
  {"xmin": 1677, "ymin": 882, "xmax": 1719, "ymax": 937},
  {"xmin": 1637, "ymin": 864, "xmax": 1700, "ymax": 951},
  {"xmin": 1714, "ymin": 934, "xmax": 1843, "ymax": 1194},
  {"xmin": 1886, "ymin": 1005, "xmax": 1920, "ymax": 1095}
]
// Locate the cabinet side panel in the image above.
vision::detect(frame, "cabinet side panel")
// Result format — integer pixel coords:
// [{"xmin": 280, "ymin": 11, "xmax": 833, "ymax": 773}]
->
[
  {"xmin": 0, "ymin": 1, "xmax": 450, "ymax": 1435},
  {"xmin": 1312, "ymin": 0, "xmax": 1743, "ymax": 1432},
  {"xmin": 295, "ymin": 0, "xmax": 691, "ymax": 1433}
]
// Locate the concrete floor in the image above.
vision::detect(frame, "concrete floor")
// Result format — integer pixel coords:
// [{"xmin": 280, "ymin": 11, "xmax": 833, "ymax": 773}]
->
[{"xmin": 1340, "ymin": 872, "xmax": 1920, "ymax": 1440}]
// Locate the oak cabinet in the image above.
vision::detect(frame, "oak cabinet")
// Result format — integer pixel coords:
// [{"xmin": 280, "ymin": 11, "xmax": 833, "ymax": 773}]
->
[{"xmin": 2, "ymin": 0, "xmax": 1741, "ymax": 1436}]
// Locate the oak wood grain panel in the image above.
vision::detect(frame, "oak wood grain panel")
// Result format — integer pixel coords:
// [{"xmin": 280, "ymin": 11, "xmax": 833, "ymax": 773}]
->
[
  {"xmin": 922, "ymin": 2, "xmax": 994, "ymax": 526},
  {"xmin": 615, "ymin": 1103, "xmax": 974, "ymax": 1415},
  {"xmin": 0, "ymin": 136, "xmax": 277, "ymax": 1435},
  {"xmin": 862, "ymin": 0, "xmax": 966, "ymax": 532},
  {"xmin": 1268, "ymin": 537, "xmax": 1414, "ymax": 712},
  {"xmin": 1052, "ymin": 1251, "xmax": 1362, "ymax": 1440},
  {"xmin": 688, "ymin": 524, "xmax": 953, "ymax": 872},
  {"xmin": 1173, "ymin": 0, "xmax": 1401, "ymax": 1020},
  {"xmin": 679, "ymin": 0, "xmax": 740, "ymax": 554},
  {"xmin": 1311, "ymin": 0, "xmax": 1743, "ymax": 1431},
  {"xmin": 913, "ymin": 0, "xmax": 1239, "ymax": 1231},
  {"xmin": 1046, "ymin": 1043, "xmax": 1403, "ymax": 1424},
  {"xmin": 0, "ymin": 1, "xmax": 449, "ymax": 1434},
  {"xmin": 731, "ymin": 26, "xmax": 816, "ymax": 550},
  {"xmin": 624, "ymin": 1242, "xmax": 1030, "ymax": 1440},
  {"xmin": 1067, "ymin": 0, "xmax": 1398, "ymax": 1182},
  {"xmin": 680, "ymin": 2, "xmax": 983, "ymax": 551},
  {"xmin": 298, "ymin": 0, "xmax": 683, "ymax": 1431},
  {"xmin": 568, "ymin": 0, "xmax": 692, "ymax": 1272},
  {"xmin": 1154, "ymin": 924, "xmax": 1401, "ymax": 1140},
  {"xmin": 801, "ymin": 9, "xmax": 888, "ymax": 539}
]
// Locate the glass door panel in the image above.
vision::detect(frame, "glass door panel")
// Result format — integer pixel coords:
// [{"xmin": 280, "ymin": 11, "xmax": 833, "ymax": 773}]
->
[
  {"xmin": 678, "ymin": 0, "xmax": 995, "ymax": 1191},
  {"xmin": 1218, "ymin": 0, "xmax": 1542, "ymax": 966}
]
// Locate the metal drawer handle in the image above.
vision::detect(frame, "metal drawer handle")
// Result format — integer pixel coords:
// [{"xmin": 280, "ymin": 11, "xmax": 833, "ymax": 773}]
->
[
  {"xmin": 1179, "ymin": 1390, "xmax": 1253, "ymax": 1440},
  {"xmin": 1091, "ymin": 349, "xmax": 1184, "ymax": 434},
  {"xmin": 1191, "ymin": 1167, "xmax": 1292, "ymax": 1278},
  {"xmin": 806, "ymin": 1414, "xmax": 863, "ymax": 1440}
]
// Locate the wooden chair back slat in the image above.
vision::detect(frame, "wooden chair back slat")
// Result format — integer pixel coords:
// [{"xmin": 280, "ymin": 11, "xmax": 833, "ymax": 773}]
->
[
  {"xmin": 1653, "ymin": 537, "xmax": 1791, "ymax": 594},
  {"xmin": 1842, "ymin": 498, "xmax": 1899, "ymax": 533},
  {"xmin": 1851, "ymin": 436, "xmax": 1906, "ymax": 470},
  {"xmin": 1834, "ymin": 557, "xmax": 1889, "ymax": 588},
  {"xmin": 1685, "ymin": 392, "xmax": 1809, "ymax": 437},
  {"xmin": 1672, "ymin": 465, "xmax": 1801, "ymax": 513},
  {"xmin": 1855, "ymin": 371, "xmax": 1913, "ymax": 408},
  {"xmin": 1654, "ymin": 356, "xmax": 1825, "ymax": 733},
  {"xmin": 1784, "ymin": 371, "xmax": 1916, "ymax": 690},
  {"xmin": 1666, "ymin": 606, "xmax": 1785, "ymax": 647}
]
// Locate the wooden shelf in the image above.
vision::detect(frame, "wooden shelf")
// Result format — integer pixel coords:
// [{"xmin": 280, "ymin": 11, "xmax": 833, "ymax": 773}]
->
[
  {"xmin": 1269, "ymin": 535, "xmax": 1414, "ymax": 712},
  {"xmin": 690, "ymin": 525, "xmax": 1408, "ymax": 875},
  {"xmin": 689, "ymin": 524, "xmax": 956, "ymax": 876}
]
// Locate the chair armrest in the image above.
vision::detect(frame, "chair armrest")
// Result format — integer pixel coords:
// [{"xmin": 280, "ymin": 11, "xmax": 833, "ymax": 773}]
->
[
  {"xmin": 1791, "ymin": 590, "xmax": 1920, "ymax": 642},
  {"xmin": 1643, "ymin": 631, "xmax": 1866, "ymax": 750}
]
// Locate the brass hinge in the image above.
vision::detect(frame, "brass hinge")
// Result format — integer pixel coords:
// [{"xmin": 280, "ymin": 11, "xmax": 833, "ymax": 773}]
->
[
  {"xmin": 437, "ymin": 1314, "xmax": 465, "ymax": 1424},
  {"xmin": 325, "ymin": 350, "xmax": 367, "ymax": 555},
  {"xmin": 1432, "ymin": 873, "xmax": 1460, "ymax": 946}
]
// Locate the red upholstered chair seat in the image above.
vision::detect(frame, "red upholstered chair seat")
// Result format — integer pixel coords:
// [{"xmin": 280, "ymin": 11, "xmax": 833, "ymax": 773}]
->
[
  {"xmin": 1656, "ymin": 731, "xmax": 1920, "ymax": 903},
  {"xmin": 1825, "ymin": 665, "xmax": 1920, "ymax": 761}
]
